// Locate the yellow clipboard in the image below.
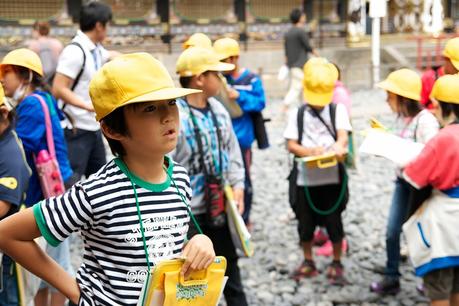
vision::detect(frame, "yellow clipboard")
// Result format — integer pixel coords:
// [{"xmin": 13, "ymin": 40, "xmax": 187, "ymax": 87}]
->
[
  {"xmin": 143, "ymin": 257, "xmax": 227, "ymax": 306},
  {"xmin": 296, "ymin": 152, "xmax": 344, "ymax": 169}
]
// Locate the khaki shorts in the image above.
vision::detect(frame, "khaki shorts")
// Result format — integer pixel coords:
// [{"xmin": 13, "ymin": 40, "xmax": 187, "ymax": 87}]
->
[{"xmin": 424, "ymin": 267, "xmax": 459, "ymax": 300}]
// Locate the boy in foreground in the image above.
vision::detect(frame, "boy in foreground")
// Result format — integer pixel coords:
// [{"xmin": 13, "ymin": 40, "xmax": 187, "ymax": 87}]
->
[{"xmin": 0, "ymin": 53, "xmax": 215, "ymax": 305}]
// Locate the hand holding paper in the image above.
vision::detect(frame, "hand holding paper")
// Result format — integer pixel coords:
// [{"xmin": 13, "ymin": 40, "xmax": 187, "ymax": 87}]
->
[{"xmin": 359, "ymin": 129, "xmax": 425, "ymax": 167}]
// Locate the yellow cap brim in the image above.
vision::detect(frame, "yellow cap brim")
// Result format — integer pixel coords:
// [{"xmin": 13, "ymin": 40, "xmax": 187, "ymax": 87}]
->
[
  {"xmin": 303, "ymin": 89, "xmax": 333, "ymax": 107},
  {"xmin": 178, "ymin": 62, "xmax": 235, "ymax": 77},
  {"xmin": 376, "ymin": 79, "xmax": 420, "ymax": 101},
  {"xmin": 443, "ymin": 50, "xmax": 459, "ymax": 70},
  {"xmin": 208, "ymin": 62, "xmax": 235, "ymax": 72},
  {"xmin": 96, "ymin": 87, "xmax": 201, "ymax": 121}
]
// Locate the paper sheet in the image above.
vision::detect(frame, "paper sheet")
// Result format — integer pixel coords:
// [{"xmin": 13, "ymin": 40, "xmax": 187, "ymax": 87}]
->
[{"xmin": 359, "ymin": 129, "xmax": 425, "ymax": 167}]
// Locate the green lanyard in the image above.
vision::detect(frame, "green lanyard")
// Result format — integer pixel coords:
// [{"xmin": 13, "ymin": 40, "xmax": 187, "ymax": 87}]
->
[{"xmin": 123, "ymin": 163, "xmax": 203, "ymax": 306}]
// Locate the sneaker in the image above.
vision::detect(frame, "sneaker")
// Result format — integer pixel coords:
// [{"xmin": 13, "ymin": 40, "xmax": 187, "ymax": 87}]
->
[
  {"xmin": 326, "ymin": 261, "xmax": 346, "ymax": 286},
  {"xmin": 313, "ymin": 228, "xmax": 329, "ymax": 246},
  {"xmin": 370, "ymin": 277, "xmax": 401, "ymax": 295},
  {"xmin": 315, "ymin": 239, "xmax": 348, "ymax": 257},
  {"xmin": 291, "ymin": 260, "xmax": 318, "ymax": 280}
]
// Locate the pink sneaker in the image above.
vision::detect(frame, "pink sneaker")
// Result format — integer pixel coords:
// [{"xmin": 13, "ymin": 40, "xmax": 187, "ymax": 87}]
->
[
  {"xmin": 313, "ymin": 228, "xmax": 329, "ymax": 246},
  {"xmin": 315, "ymin": 239, "xmax": 348, "ymax": 257}
]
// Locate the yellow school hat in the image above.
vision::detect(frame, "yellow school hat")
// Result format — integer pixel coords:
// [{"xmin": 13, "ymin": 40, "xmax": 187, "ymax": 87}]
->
[
  {"xmin": 430, "ymin": 74, "xmax": 459, "ymax": 104},
  {"xmin": 183, "ymin": 33, "xmax": 212, "ymax": 50},
  {"xmin": 90, "ymin": 52, "xmax": 201, "ymax": 121},
  {"xmin": 443, "ymin": 37, "xmax": 459, "ymax": 70},
  {"xmin": 302, "ymin": 57, "xmax": 338, "ymax": 107},
  {"xmin": 0, "ymin": 48, "xmax": 43, "ymax": 77},
  {"xmin": 213, "ymin": 38, "xmax": 240, "ymax": 60},
  {"xmin": 176, "ymin": 47, "xmax": 235, "ymax": 77},
  {"xmin": 376, "ymin": 68, "xmax": 421, "ymax": 101}
]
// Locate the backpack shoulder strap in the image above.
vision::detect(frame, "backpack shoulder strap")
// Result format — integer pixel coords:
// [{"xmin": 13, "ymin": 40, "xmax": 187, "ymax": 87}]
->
[
  {"xmin": 329, "ymin": 103, "xmax": 337, "ymax": 137},
  {"xmin": 297, "ymin": 104, "xmax": 307, "ymax": 149},
  {"xmin": 68, "ymin": 42, "xmax": 86, "ymax": 91}
]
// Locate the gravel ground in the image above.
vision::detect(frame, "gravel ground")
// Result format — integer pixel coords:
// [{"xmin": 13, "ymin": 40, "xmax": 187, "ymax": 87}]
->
[{"xmin": 70, "ymin": 89, "xmax": 429, "ymax": 306}]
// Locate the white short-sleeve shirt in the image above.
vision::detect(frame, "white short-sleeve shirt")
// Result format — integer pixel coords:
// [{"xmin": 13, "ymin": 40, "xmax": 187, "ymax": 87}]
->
[
  {"xmin": 56, "ymin": 30, "xmax": 109, "ymax": 131},
  {"xmin": 284, "ymin": 103, "xmax": 352, "ymax": 186}
]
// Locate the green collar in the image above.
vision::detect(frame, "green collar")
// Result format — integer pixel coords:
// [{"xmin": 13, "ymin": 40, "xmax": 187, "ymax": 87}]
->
[{"xmin": 114, "ymin": 156, "xmax": 173, "ymax": 192}]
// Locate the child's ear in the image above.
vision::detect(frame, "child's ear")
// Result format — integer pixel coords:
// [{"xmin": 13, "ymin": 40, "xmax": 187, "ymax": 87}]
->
[
  {"xmin": 195, "ymin": 74, "xmax": 205, "ymax": 88},
  {"xmin": 100, "ymin": 121, "xmax": 124, "ymax": 142},
  {"xmin": 0, "ymin": 106, "xmax": 8, "ymax": 121}
]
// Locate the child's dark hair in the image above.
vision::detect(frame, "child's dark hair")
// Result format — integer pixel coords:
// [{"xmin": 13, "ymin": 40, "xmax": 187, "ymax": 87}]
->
[
  {"xmin": 179, "ymin": 76, "xmax": 192, "ymax": 89},
  {"xmin": 290, "ymin": 8, "xmax": 303, "ymax": 24},
  {"xmin": 15, "ymin": 66, "xmax": 51, "ymax": 93},
  {"xmin": 396, "ymin": 95, "xmax": 423, "ymax": 118},
  {"xmin": 179, "ymin": 71, "xmax": 213, "ymax": 88},
  {"xmin": 438, "ymin": 100, "xmax": 459, "ymax": 120},
  {"xmin": 101, "ymin": 103, "xmax": 147, "ymax": 157},
  {"xmin": 80, "ymin": 1, "xmax": 112, "ymax": 32},
  {"xmin": 101, "ymin": 107, "xmax": 127, "ymax": 156}
]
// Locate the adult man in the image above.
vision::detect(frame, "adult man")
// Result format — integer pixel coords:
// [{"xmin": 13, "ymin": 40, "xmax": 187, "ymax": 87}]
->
[
  {"xmin": 53, "ymin": 1, "xmax": 117, "ymax": 179},
  {"xmin": 283, "ymin": 8, "xmax": 319, "ymax": 112}
]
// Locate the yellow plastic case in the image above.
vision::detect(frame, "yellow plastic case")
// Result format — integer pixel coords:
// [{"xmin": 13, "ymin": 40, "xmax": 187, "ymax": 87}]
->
[{"xmin": 144, "ymin": 256, "xmax": 227, "ymax": 306}]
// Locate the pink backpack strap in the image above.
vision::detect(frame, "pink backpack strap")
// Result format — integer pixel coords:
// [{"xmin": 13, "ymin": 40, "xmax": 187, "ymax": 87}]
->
[{"xmin": 32, "ymin": 94, "xmax": 56, "ymax": 158}]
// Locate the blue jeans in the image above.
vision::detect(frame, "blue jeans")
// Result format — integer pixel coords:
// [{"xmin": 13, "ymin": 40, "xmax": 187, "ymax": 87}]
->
[
  {"xmin": 0, "ymin": 263, "xmax": 19, "ymax": 306},
  {"xmin": 385, "ymin": 178, "xmax": 411, "ymax": 278}
]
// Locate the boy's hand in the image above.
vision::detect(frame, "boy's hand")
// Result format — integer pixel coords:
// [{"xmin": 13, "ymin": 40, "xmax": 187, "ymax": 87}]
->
[
  {"xmin": 181, "ymin": 234, "xmax": 215, "ymax": 277},
  {"xmin": 332, "ymin": 142, "xmax": 347, "ymax": 159},
  {"xmin": 232, "ymin": 188, "xmax": 245, "ymax": 215},
  {"xmin": 309, "ymin": 146, "xmax": 325, "ymax": 156},
  {"xmin": 228, "ymin": 89, "xmax": 240, "ymax": 100}
]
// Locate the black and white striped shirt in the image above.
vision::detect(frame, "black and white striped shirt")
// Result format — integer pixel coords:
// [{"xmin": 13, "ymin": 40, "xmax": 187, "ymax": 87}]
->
[{"xmin": 33, "ymin": 157, "xmax": 191, "ymax": 306}]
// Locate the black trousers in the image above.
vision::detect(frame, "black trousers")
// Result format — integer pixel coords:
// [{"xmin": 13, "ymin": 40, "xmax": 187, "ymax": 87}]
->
[
  {"xmin": 64, "ymin": 129, "xmax": 106, "ymax": 180},
  {"xmin": 188, "ymin": 214, "xmax": 248, "ymax": 306}
]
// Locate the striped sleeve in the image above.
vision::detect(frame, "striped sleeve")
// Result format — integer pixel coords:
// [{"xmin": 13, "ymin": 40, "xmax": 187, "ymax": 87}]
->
[{"xmin": 33, "ymin": 183, "xmax": 92, "ymax": 247}]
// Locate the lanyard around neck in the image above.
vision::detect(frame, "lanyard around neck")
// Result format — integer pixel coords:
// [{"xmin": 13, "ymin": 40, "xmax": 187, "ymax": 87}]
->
[
  {"xmin": 123, "ymin": 161, "xmax": 203, "ymax": 305},
  {"xmin": 185, "ymin": 101, "xmax": 223, "ymax": 176}
]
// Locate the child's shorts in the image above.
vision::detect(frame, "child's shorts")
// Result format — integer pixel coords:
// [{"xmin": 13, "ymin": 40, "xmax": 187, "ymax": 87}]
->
[
  {"xmin": 295, "ymin": 182, "xmax": 348, "ymax": 243},
  {"xmin": 39, "ymin": 238, "xmax": 74, "ymax": 292},
  {"xmin": 423, "ymin": 267, "xmax": 459, "ymax": 300}
]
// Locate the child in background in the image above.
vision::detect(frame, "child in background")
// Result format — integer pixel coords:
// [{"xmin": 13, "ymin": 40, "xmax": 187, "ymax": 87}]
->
[
  {"xmin": 172, "ymin": 46, "xmax": 248, "ymax": 306},
  {"xmin": 0, "ymin": 84, "xmax": 31, "ymax": 306},
  {"xmin": 0, "ymin": 48, "xmax": 74, "ymax": 306},
  {"xmin": 0, "ymin": 52, "xmax": 215, "ymax": 306},
  {"xmin": 420, "ymin": 37, "xmax": 459, "ymax": 111},
  {"xmin": 403, "ymin": 74, "xmax": 459, "ymax": 306},
  {"xmin": 213, "ymin": 37, "xmax": 267, "ymax": 225},
  {"xmin": 284, "ymin": 57, "xmax": 351, "ymax": 285},
  {"xmin": 370, "ymin": 69, "xmax": 439, "ymax": 295},
  {"xmin": 182, "ymin": 32, "xmax": 212, "ymax": 50}
]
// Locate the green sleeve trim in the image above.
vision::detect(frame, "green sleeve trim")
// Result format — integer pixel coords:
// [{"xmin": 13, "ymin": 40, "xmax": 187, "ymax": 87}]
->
[{"xmin": 33, "ymin": 203, "xmax": 61, "ymax": 247}]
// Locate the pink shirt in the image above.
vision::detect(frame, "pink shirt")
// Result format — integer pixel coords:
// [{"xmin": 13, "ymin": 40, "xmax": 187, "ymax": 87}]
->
[
  {"xmin": 404, "ymin": 124, "xmax": 459, "ymax": 190},
  {"xmin": 332, "ymin": 81, "xmax": 351, "ymax": 115}
]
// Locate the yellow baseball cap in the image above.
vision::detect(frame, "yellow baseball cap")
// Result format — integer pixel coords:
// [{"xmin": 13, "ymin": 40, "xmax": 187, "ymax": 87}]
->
[
  {"xmin": 430, "ymin": 74, "xmax": 459, "ymax": 104},
  {"xmin": 443, "ymin": 37, "xmax": 459, "ymax": 71},
  {"xmin": 213, "ymin": 38, "xmax": 240, "ymax": 60},
  {"xmin": 176, "ymin": 47, "xmax": 235, "ymax": 77},
  {"xmin": 0, "ymin": 48, "xmax": 43, "ymax": 77},
  {"xmin": 302, "ymin": 57, "xmax": 338, "ymax": 107},
  {"xmin": 183, "ymin": 33, "xmax": 212, "ymax": 50},
  {"xmin": 376, "ymin": 68, "xmax": 421, "ymax": 101},
  {"xmin": 90, "ymin": 52, "xmax": 201, "ymax": 121}
]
